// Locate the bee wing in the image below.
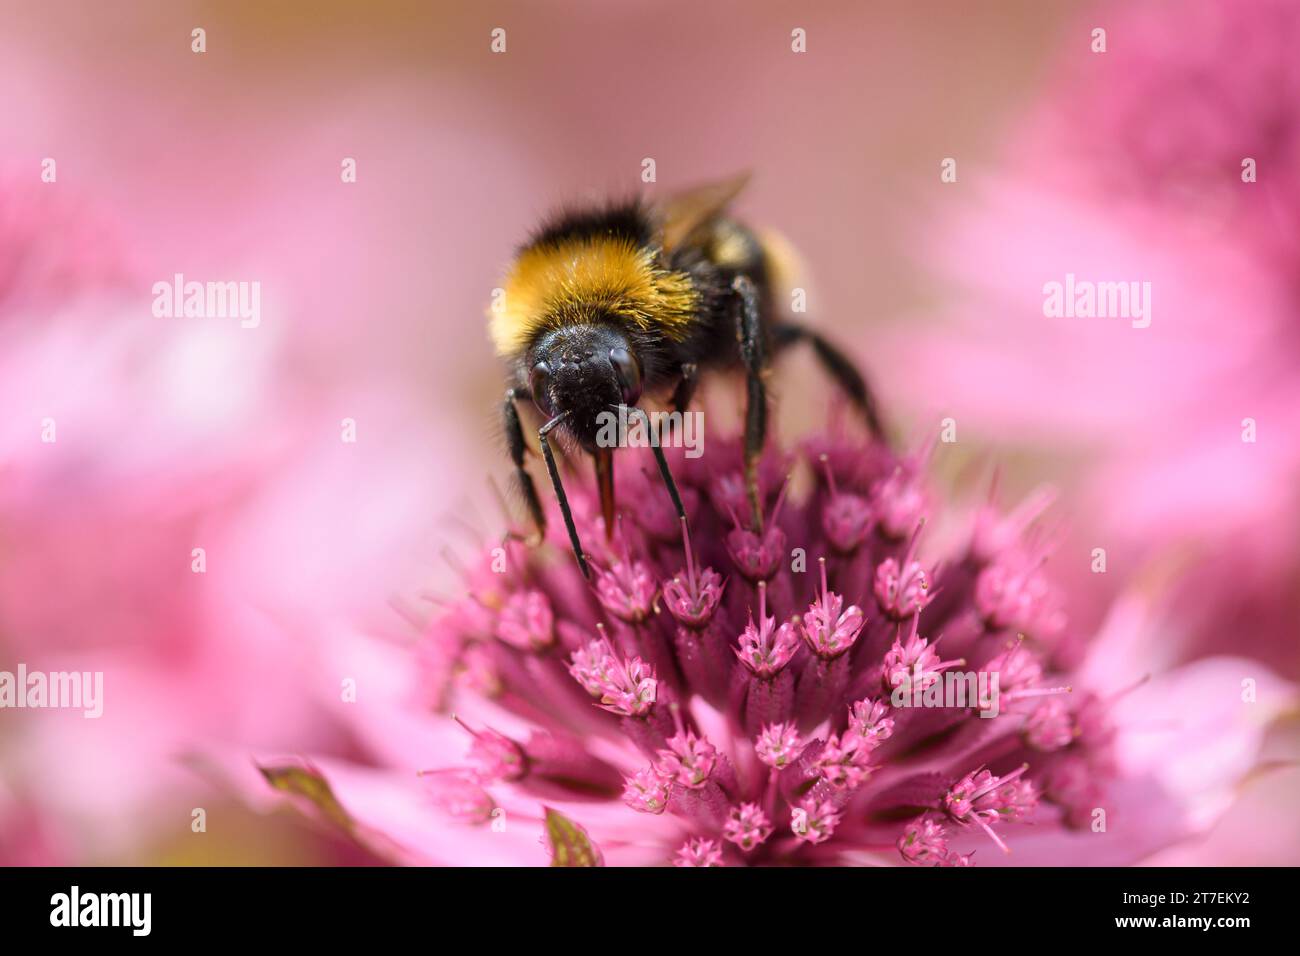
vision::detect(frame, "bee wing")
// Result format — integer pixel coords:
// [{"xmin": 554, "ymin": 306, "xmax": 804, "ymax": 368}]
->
[{"xmin": 656, "ymin": 171, "xmax": 752, "ymax": 252}]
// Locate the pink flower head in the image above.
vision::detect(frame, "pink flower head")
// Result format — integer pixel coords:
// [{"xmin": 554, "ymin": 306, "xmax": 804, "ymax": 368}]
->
[
  {"xmin": 942, "ymin": 765, "xmax": 1038, "ymax": 854},
  {"xmin": 754, "ymin": 722, "xmax": 803, "ymax": 770},
  {"xmin": 723, "ymin": 803, "xmax": 773, "ymax": 852},
  {"xmin": 791, "ymin": 799, "xmax": 842, "ymax": 845},
  {"xmin": 874, "ymin": 557, "xmax": 932, "ymax": 620},
  {"xmin": 873, "ymin": 523, "xmax": 933, "ymax": 620},
  {"xmin": 496, "ymin": 589, "xmax": 555, "ymax": 651},
  {"xmin": 981, "ymin": 636, "xmax": 1073, "ymax": 713},
  {"xmin": 818, "ymin": 454, "xmax": 873, "ymax": 552},
  {"xmin": 735, "ymin": 582, "xmax": 800, "ymax": 677},
  {"xmin": 567, "ymin": 638, "xmax": 618, "ymax": 696},
  {"xmin": 801, "ymin": 557, "xmax": 866, "ymax": 658},
  {"xmin": 882, "ymin": 615, "xmax": 964, "ymax": 697},
  {"xmin": 898, "ymin": 815, "xmax": 950, "ymax": 866},
  {"xmin": 848, "ymin": 697, "xmax": 895, "ymax": 745},
  {"xmin": 662, "ymin": 518, "xmax": 726, "ymax": 628},
  {"xmin": 814, "ymin": 732, "xmax": 875, "ymax": 789},
  {"xmin": 982, "ymin": 637, "xmax": 1044, "ymax": 692},
  {"xmin": 674, "ymin": 837, "xmax": 724, "ymax": 867},
  {"xmin": 725, "ymin": 523, "xmax": 786, "ymax": 582},
  {"xmin": 724, "ymin": 477, "xmax": 790, "ymax": 582},
  {"xmin": 655, "ymin": 730, "xmax": 718, "ymax": 789},
  {"xmin": 567, "ymin": 635, "xmax": 658, "ymax": 717},
  {"xmin": 593, "ymin": 548, "xmax": 658, "ymax": 624},
  {"xmin": 622, "ymin": 768, "xmax": 671, "ymax": 815}
]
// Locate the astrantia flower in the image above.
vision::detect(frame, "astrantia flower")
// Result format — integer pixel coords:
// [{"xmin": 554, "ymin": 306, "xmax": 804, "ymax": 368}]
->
[
  {"xmin": 250, "ymin": 424, "xmax": 1295, "ymax": 866},
  {"xmin": 371, "ymin": 429, "xmax": 1138, "ymax": 866}
]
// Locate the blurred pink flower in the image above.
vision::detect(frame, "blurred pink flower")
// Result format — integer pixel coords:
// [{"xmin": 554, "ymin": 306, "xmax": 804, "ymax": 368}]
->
[
  {"xmin": 0, "ymin": 11, "xmax": 539, "ymax": 859},
  {"xmin": 0, "ymin": 175, "xmax": 311, "ymax": 860},
  {"xmin": 248, "ymin": 429, "xmax": 1293, "ymax": 865},
  {"xmin": 883, "ymin": 0, "xmax": 1300, "ymax": 677},
  {"xmin": 0, "ymin": 778, "xmax": 69, "ymax": 865},
  {"xmin": 0, "ymin": 173, "xmax": 447, "ymax": 862}
]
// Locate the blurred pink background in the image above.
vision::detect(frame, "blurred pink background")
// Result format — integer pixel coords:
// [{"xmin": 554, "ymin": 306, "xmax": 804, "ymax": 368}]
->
[{"xmin": 1, "ymin": 0, "xmax": 1296, "ymax": 865}]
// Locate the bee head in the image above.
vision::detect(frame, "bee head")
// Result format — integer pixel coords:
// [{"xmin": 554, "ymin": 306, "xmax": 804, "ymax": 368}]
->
[{"xmin": 526, "ymin": 325, "xmax": 643, "ymax": 451}]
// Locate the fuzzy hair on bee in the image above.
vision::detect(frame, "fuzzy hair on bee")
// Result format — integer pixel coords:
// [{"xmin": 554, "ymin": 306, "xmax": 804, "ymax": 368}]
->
[
  {"xmin": 490, "ymin": 206, "xmax": 701, "ymax": 357},
  {"xmin": 493, "ymin": 173, "xmax": 885, "ymax": 579}
]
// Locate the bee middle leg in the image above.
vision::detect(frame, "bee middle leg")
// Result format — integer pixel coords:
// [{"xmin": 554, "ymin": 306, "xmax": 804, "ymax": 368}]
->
[
  {"xmin": 503, "ymin": 387, "xmax": 546, "ymax": 541},
  {"xmin": 733, "ymin": 275, "xmax": 769, "ymax": 532},
  {"xmin": 670, "ymin": 362, "xmax": 700, "ymax": 414}
]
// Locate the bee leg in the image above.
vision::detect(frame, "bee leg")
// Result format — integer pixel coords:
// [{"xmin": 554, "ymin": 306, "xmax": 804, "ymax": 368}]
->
[
  {"xmin": 670, "ymin": 362, "xmax": 700, "ymax": 414},
  {"xmin": 627, "ymin": 405, "xmax": 687, "ymax": 523},
  {"xmin": 733, "ymin": 275, "xmax": 768, "ymax": 532},
  {"xmin": 538, "ymin": 413, "xmax": 591, "ymax": 580},
  {"xmin": 772, "ymin": 321, "xmax": 887, "ymax": 443},
  {"xmin": 504, "ymin": 388, "xmax": 546, "ymax": 542}
]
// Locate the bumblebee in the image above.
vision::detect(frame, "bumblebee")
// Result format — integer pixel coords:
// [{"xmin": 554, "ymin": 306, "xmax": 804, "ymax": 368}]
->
[{"xmin": 493, "ymin": 174, "xmax": 884, "ymax": 578}]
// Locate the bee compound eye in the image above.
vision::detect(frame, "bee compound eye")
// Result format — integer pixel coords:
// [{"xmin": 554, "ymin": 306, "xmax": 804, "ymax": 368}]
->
[
  {"xmin": 609, "ymin": 347, "xmax": 642, "ymax": 406},
  {"xmin": 529, "ymin": 362, "xmax": 554, "ymax": 414}
]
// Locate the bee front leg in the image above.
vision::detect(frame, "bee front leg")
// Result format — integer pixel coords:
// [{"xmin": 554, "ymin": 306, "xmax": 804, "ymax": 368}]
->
[
  {"xmin": 670, "ymin": 362, "xmax": 700, "ymax": 414},
  {"xmin": 733, "ymin": 275, "xmax": 768, "ymax": 532},
  {"xmin": 538, "ymin": 414, "xmax": 591, "ymax": 580},
  {"xmin": 503, "ymin": 388, "xmax": 547, "ymax": 543},
  {"xmin": 626, "ymin": 404, "xmax": 687, "ymax": 524}
]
